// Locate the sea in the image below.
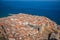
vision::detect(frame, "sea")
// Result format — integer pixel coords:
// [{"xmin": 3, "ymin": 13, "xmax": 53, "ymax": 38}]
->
[{"xmin": 0, "ymin": 1, "xmax": 60, "ymax": 24}]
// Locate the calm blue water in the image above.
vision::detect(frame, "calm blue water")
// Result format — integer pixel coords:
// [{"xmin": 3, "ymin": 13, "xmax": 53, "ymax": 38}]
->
[{"xmin": 0, "ymin": 1, "xmax": 60, "ymax": 24}]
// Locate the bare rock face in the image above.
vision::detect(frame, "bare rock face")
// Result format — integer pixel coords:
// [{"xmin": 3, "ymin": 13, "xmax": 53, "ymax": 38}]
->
[{"xmin": 0, "ymin": 13, "xmax": 59, "ymax": 40}]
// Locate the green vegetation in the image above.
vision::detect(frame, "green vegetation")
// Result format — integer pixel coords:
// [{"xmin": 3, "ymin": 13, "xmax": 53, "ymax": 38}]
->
[{"xmin": 0, "ymin": 37, "xmax": 5, "ymax": 40}]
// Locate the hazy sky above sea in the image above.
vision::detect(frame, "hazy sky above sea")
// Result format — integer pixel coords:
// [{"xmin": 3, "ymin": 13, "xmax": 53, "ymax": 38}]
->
[{"xmin": 1, "ymin": 0, "xmax": 59, "ymax": 1}]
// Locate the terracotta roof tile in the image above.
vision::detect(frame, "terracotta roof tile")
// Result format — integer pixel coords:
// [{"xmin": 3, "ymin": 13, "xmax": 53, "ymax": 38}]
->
[{"xmin": 0, "ymin": 13, "xmax": 59, "ymax": 40}]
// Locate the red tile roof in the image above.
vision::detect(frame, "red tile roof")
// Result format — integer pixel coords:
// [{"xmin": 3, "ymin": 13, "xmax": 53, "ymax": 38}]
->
[{"xmin": 0, "ymin": 13, "xmax": 58, "ymax": 40}]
